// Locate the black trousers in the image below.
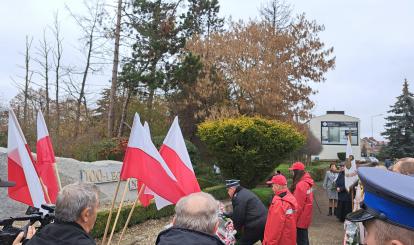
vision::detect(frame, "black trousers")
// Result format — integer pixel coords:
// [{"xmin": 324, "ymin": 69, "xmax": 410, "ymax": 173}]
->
[
  {"xmin": 297, "ymin": 228, "xmax": 309, "ymax": 245},
  {"xmin": 236, "ymin": 227, "xmax": 264, "ymax": 245}
]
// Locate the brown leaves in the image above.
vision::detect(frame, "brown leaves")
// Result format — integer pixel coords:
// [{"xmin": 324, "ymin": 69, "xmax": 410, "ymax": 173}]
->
[{"xmin": 185, "ymin": 17, "xmax": 335, "ymax": 123}]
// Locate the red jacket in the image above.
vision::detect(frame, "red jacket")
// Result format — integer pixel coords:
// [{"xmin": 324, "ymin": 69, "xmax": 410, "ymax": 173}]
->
[
  {"xmin": 293, "ymin": 172, "xmax": 314, "ymax": 228},
  {"xmin": 263, "ymin": 189, "xmax": 298, "ymax": 245}
]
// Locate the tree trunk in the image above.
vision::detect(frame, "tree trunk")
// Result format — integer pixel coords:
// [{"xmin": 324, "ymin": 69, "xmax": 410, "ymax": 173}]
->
[
  {"xmin": 107, "ymin": 0, "xmax": 122, "ymax": 138},
  {"xmin": 53, "ymin": 13, "xmax": 62, "ymax": 146},
  {"xmin": 74, "ymin": 26, "xmax": 94, "ymax": 137},
  {"xmin": 117, "ymin": 88, "xmax": 131, "ymax": 138},
  {"xmin": 23, "ymin": 36, "xmax": 32, "ymax": 132}
]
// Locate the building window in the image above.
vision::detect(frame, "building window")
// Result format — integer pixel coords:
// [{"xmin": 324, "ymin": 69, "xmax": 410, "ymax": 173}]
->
[{"xmin": 321, "ymin": 121, "xmax": 358, "ymax": 145}]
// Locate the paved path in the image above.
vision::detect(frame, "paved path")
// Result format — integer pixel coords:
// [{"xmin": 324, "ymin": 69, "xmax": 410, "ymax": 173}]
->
[{"xmin": 309, "ymin": 183, "xmax": 344, "ymax": 245}]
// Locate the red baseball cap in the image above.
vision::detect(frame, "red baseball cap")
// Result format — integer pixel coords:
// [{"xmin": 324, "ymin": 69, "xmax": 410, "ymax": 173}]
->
[
  {"xmin": 266, "ymin": 175, "xmax": 287, "ymax": 185},
  {"xmin": 289, "ymin": 162, "xmax": 305, "ymax": 171}
]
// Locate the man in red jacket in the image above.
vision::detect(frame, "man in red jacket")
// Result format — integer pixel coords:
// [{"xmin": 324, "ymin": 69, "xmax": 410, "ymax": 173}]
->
[
  {"xmin": 263, "ymin": 175, "xmax": 298, "ymax": 245},
  {"xmin": 289, "ymin": 162, "xmax": 314, "ymax": 245}
]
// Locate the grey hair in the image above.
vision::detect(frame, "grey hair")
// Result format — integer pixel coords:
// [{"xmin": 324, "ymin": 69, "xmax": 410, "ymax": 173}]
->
[
  {"xmin": 174, "ymin": 192, "xmax": 219, "ymax": 234},
  {"xmin": 55, "ymin": 182, "xmax": 99, "ymax": 222}
]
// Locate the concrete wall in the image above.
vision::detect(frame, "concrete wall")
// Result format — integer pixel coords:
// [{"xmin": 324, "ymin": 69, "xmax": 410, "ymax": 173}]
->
[{"xmin": 309, "ymin": 114, "xmax": 361, "ymax": 160}]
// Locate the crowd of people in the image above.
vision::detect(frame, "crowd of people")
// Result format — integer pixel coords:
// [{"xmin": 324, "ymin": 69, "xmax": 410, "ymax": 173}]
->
[
  {"xmin": 9, "ymin": 159, "xmax": 414, "ymax": 245},
  {"xmin": 321, "ymin": 157, "xmax": 414, "ymax": 245}
]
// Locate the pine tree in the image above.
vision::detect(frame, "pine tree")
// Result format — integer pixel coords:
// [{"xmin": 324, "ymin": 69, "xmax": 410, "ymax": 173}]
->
[{"xmin": 381, "ymin": 79, "xmax": 414, "ymax": 158}]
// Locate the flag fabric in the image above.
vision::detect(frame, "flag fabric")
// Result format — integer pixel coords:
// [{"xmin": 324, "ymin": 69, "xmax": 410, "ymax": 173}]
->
[
  {"xmin": 160, "ymin": 116, "xmax": 201, "ymax": 194},
  {"xmin": 36, "ymin": 110, "xmax": 59, "ymax": 203},
  {"xmin": 345, "ymin": 135, "xmax": 358, "ymax": 191},
  {"xmin": 137, "ymin": 121, "xmax": 154, "ymax": 207},
  {"xmin": 143, "ymin": 121, "xmax": 172, "ymax": 210},
  {"xmin": 120, "ymin": 114, "xmax": 185, "ymax": 204},
  {"xmin": 8, "ymin": 109, "xmax": 46, "ymax": 208}
]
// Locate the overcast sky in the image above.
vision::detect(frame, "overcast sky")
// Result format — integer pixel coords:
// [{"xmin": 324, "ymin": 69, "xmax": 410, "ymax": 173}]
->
[{"xmin": 1, "ymin": 0, "xmax": 413, "ymax": 140}]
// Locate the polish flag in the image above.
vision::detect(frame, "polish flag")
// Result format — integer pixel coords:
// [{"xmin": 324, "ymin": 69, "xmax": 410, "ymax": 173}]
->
[
  {"xmin": 143, "ymin": 121, "xmax": 172, "ymax": 210},
  {"xmin": 36, "ymin": 110, "xmax": 59, "ymax": 203},
  {"xmin": 138, "ymin": 121, "xmax": 154, "ymax": 207},
  {"xmin": 160, "ymin": 116, "xmax": 200, "ymax": 194},
  {"xmin": 8, "ymin": 109, "xmax": 46, "ymax": 208},
  {"xmin": 120, "ymin": 114, "xmax": 185, "ymax": 203}
]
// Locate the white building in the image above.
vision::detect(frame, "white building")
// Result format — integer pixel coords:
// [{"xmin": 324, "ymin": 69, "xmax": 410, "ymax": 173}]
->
[{"xmin": 308, "ymin": 111, "xmax": 361, "ymax": 160}]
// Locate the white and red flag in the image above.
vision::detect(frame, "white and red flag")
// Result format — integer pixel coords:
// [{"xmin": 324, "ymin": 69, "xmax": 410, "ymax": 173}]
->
[
  {"xmin": 36, "ymin": 110, "xmax": 59, "ymax": 203},
  {"xmin": 7, "ymin": 109, "xmax": 46, "ymax": 208},
  {"xmin": 120, "ymin": 114, "xmax": 185, "ymax": 203},
  {"xmin": 160, "ymin": 116, "xmax": 200, "ymax": 194},
  {"xmin": 137, "ymin": 121, "xmax": 154, "ymax": 207},
  {"xmin": 143, "ymin": 121, "xmax": 173, "ymax": 210}
]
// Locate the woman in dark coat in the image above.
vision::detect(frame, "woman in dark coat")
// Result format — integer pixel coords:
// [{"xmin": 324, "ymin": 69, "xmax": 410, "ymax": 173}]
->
[{"xmin": 335, "ymin": 162, "xmax": 352, "ymax": 222}]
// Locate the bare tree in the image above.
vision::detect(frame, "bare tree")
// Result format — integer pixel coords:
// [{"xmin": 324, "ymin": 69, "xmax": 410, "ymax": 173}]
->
[
  {"xmin": 117, "ymin": 87, "xmax": 131, "ymax": 137},
  {"xmin": 52, "ymin": 12, "xmax": 63, "ymax": 137},
  {"xmin": 107, "ymin": 0, "xmax": 123, "ymax": 138},
  {"xmin": 259, "ymin": 0, "xmax": 292, "ymax": 32},
  {"xmin": 23, "ymin": 36, "xmax": 34, "ymax": 131},
  {"xmin": 66, "ymin": 0, "xmax": 106, "ymax": 137},
  {"xmin": 35, "ymin": 29, "xmax": 52, "ymax": 124}
]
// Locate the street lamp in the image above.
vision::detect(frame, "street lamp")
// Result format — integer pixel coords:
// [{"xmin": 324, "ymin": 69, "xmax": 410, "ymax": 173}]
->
[{"xmin": 371, "ymin": 114, "xmax": 383, "ymax": 138}]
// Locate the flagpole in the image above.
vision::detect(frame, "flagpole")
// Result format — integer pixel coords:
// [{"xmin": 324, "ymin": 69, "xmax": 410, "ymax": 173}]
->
[
  {"xmin": 39, "ymin": 177, "xmax": 52, "ymax": 204},
  {"xmin": 117, "ymin": 184, "xmax": 146, "ymax": 245},
  {"xmin": 102, "ymin": 178, "xmax": 122, "ymax": 245},
  {"xmin": 54, "ymin": 163, "xmax": 62, "ymax": 191},
  {"xmin": 107, "ymin": 178, "xmax": 130, "ymax": 245}
]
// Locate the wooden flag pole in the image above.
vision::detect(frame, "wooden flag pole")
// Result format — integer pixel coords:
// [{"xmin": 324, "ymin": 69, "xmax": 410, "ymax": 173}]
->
[
  {"xmin": 117, "ymin": 184, "xmax": 146, "ymax": 245},
  {"xmin": 39, "ymin": 177, "xmax": 52, "ymax": 204},
  {"xmin": 102, "ymin": 178, "xmax": 122, "ymax": 245},
  {"xmin": 107, "ymin": 178, "xmax": 130, "ymax": 245},
  {"xmin": 53, "ymin": 163, "xmax": 62, "ymax": 191}
]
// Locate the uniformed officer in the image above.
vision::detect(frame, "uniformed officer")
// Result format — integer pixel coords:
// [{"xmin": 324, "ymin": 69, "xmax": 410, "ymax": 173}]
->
[
  {"xmin": 225, "ymin": 179, "xmax": 267, "ymax": 245},
  {"xmin": 346, "ymin": 167, "xmax": 414, "ymax": 245}
]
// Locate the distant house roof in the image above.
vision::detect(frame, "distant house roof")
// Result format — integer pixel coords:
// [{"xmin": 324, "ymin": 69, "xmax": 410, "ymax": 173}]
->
[{"xmin": 310, "ymin": 112, "xmax": 360, "ymax": 121}]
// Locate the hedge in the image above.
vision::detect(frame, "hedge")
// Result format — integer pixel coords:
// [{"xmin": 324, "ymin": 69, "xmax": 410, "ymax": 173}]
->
[
  {"xmin": 91, "ymin": 185, "xmax": 227, "ymax": 238},
  {"xmin": 251, "ymin": 187, "xmax": 274, "ymax": 207},
  {"xmin": 198, "ymin": 116, "xmax": 305, "ymax": 188},
  {"xmin": 274, "ymin": 162, "xmax": 330, "ymax": 182}
]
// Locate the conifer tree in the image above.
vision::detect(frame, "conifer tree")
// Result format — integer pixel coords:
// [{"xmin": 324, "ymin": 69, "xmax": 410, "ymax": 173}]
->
[{"xmin": 381, "ymin": 79, "xmax": 414, "ymax": 158}]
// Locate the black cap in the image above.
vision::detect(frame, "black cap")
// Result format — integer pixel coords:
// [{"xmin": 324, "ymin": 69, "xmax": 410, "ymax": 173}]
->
[
  {"xmin": 0, "ymin": 178, "xmax": 15, "ymax": 187},
  {"xmin": 346, "ymin": 167, "xmax": 414, "ymax": 230}
]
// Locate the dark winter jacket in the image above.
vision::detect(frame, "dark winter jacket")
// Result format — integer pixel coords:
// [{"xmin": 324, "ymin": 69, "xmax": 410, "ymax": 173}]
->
[
  {"xmin": 26, "ymin": 221, "xmax": 95, "ymax": 245},
  {"xmin": 230, "ymin": 186, "xmax": 267, "ymax": 231},
  {"xmin": 156, "ymin": 227, "xmax": 224, "ymax": 245},
  {"xmin": 336, "ymin": 171, "xmax": 351, "ymax": 201}
]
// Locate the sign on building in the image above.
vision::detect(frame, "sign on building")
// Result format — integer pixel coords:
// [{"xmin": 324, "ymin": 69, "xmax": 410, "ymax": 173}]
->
[{"xmin": 321, "ymin": 121, "xmax": 358, "ymax": 145}]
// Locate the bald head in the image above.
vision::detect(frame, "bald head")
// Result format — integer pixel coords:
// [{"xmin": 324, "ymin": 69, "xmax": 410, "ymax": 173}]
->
[
  {"xmin": 174, "ymin": 192, "xmax": 219, "ymax": 234},
  {"xmin": 392, "ymin": 158, "xmax": 414, "ymax": 176}
]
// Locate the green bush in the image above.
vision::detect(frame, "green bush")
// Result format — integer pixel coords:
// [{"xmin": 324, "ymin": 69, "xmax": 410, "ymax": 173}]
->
[
  {"xmin": 337, "ymin": 152, "xmax": 346, "ymax": 161},
  {"xmin": 152, "ymin": 135, "xmax": 200, "ymax": 165},
  {"xmin": 197, "ymin": 177, "xmax": 220, "ymax": 189},
  {"xmin": 75, "ymin": 135, "xmax": 200, "ymax": 163},
  {"xmin": 198, "ymin": 117, "xmax": 305, "ymax": 188},
  {"xmin": 251, "ymin": 187, "xmax": 274, "ymax": 207},
  {"xmin": 91, "ymin": 184, "xmax": 227, "ymax": 238}
]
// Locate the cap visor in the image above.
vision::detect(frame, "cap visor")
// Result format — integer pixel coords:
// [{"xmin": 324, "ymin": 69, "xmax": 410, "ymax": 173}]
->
[
  {"xmin": 266, "ymin": 181, "xmax": 273, "ymax": 184},
  {"xmin": 346, "ymin": 209, "xmax": 375, "ymax": 223},
  {"xmin": 288, "ymin": 167, "xmax": 294, "ymax": 170}
]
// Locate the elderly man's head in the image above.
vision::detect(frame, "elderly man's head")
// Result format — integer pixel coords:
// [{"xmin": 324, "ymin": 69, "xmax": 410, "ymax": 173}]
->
[
  {"xmin": 392, "ymin": 158, "xmax": 414, "ymax": 176},
  {"xmin": 55, "ymin": 183, "xmax": 99, "ymax": 233},
  {"xmin": 173, "ymin": 192, "xmax": 219, "ymax": 235}
]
